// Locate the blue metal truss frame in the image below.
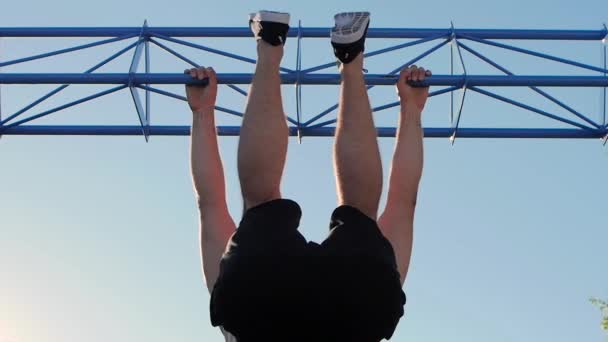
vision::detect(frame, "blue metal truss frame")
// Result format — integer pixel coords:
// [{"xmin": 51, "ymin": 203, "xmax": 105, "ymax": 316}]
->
[{"xmin": 0, "ymin": 24, "xmax": 607, "ymax": 141}]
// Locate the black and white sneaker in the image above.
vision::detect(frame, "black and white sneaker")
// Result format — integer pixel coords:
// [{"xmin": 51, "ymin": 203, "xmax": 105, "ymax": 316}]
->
[
  {"xmin": 249, "ymin": 10, "xmax": 290, "ymax": 46},
  {"xmin": 330, "ymin": 12, "xmax": 370, "ymax": 64}
]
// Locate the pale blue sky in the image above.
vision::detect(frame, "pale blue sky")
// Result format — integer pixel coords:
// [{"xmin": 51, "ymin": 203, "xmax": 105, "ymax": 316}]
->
[{"xmin": 1, "ymin": 0, "xmax": 607, "ymax": 341}]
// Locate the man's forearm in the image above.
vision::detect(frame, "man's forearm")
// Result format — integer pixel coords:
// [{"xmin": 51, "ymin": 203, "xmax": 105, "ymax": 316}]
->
[
  {"xmin": 190, "ymin": 107, "xmax": 228, "ymax": 208},
  {"xmin": 385, "ymin": 105, "xmax": 424, "ymax": 209}
]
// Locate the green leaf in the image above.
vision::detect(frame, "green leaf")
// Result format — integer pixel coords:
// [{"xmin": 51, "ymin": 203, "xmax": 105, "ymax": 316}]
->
[{"xmin": 591, "ymin": 297, "xmax": 608, "ymax": 333}]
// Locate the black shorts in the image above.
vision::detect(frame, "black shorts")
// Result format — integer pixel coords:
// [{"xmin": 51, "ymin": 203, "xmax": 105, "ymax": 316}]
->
[{"xmin": 210, "ymin": 199, "xmax": 406, "ymax": 342}]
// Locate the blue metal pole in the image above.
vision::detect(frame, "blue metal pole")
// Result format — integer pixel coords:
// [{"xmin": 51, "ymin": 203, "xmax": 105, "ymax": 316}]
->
[
  {"xmin": 3, "ymin": 85, "xmax": 128, "ymax": 128},
  {"xmin": 2, "ymin": 73, "xmax": 608, "ymax": 87},
  {"xmin": 0, "ymin": 125, "xmax": 604, "ymax": 139},
  {"xmin": 387, "ymin": 39, "xmax": 451, "ymax": 76},
  {"xmin": 469, "ymin": 86, "xmax": 595, "ymax": 130},
  {"xmin": 149, "ymin": 38, "xmax": 248, "ymax": 97},
  {"xmin": 128, "ymin": 24, "xmax": 149, "ymax": 141},
  {"xmin": 460, "ymin": 34, "xmax": 608, "ymax": 74},
  {"xmin": 0, "ymin": 34, "xmax": 137, "ymax": 68},
  {"xmin": 0, "ymin": 36, "xmax": 2, "ymax": 138},
  {"xmin": 602, "ymin": 26, "xmax": 607, "ymax": 128},
  {"xmin": 149, "ymin": 38, "xmax": 199, "ymax": 66},
  {"xmin": 301, "ymin": 32, "xmax": 448, "ymax": 74},
  {"xmin": 149, "ymin": 32, "xmax": 294, "ymax": 73},
  {"xmin": 302, "ymin": 104, "xmax": 337, "ymax": 127},
  {"xmin": 306, "ymin": 118, "xmax": 336, "ymax": 129},
  {"xmin": 0, "ymin": 42, "xmax": 138, "ymax": 126},
  {"xmin": 454, "ymin": 43, "xmax": 467, "ymax": 75},
  {"xmin": 1, "ymin": 27, "xmax": 606, "ymax": 40},
  {"xmin": 135, "ymin": 84, "xmax": 244, "ymax": 118},
  {"xmin": 458, "ymin": 41, "xmax": 600, "ymax": 129},
  {"xmin": 367, "ymin": 32, "xmax": 450, "ymax": 58},
  {"xmin": 450, "ymin": 25, "xmax": 468, "ymax": 144},
  {"xmin": 307, "ymin": 86, "xmax": 459, "ymax": 129},
  {"xmin": 372, "ymin": 101, "xmax": 400, "ymax": 113},
  {"xmin": 372, "ymin": 86, "xmax": 459, "ymax": 113},
  {"xmin": 450, "ymin": 31, "xmax": 454, "ymax": 125},
  {"xmin": 451, "ymin": 87, "xmax": 468, "ymax": 144},
  {"xmin": 135, "ymin": 84, "xmax": 299, "ymax": 126},
  {"xmin": 303, "ymin": 38, "xmax": 451, "ymax": 127},
  {"xmin": 145, "ymin": 24, "xmax": 151, "ymax": 139},
  {"xmin": 295, "ymin": 20, "xmax": 303, "ymax": 142}
]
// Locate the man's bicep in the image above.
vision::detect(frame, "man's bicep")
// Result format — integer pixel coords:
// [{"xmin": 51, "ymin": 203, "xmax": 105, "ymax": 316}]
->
[
  {"xmin": 378, "ymin": 205, "xmax": 415, "ymax": 285},
  {"xmin": 199, "ymin": 206, "xmax": 236, "ymax": 294}
]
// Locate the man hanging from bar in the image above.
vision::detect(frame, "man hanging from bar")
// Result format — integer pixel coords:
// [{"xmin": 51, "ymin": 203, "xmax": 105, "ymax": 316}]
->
[{"xmin": 185, "ymin": 11, "xmax": 432, "ymax": 342}]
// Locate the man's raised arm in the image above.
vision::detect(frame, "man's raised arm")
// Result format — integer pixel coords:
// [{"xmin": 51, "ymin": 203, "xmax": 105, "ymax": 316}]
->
[
  {"xmin": 379, "ymin": 66, "xmax": 431, "ymax": 285},
  {"xmin": 186, "ymin": 67, "xmax": 236, "ymax": 293}
]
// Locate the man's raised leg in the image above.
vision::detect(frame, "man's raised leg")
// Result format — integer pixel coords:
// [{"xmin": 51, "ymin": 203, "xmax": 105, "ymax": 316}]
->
[
  {"xmin": 216, "ymin": 12, "xmax": 311, "ymax": 341},
  {"xmin": 323, "ymin": 15, "xmax": 408, "ymax": 342},
  {"xmin": 238, "ymin": 11, "xmax": 290, "ymax": 210},
  {"xmin": 332, "ymin": 12, "xmax": 382, "ymax": 219}
]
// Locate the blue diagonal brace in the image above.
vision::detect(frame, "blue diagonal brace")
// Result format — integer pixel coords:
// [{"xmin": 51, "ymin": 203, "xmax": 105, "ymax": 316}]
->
[
  {"xmin": 148, "ymin": 38, "xmax": 249, "ymax": 97},
  {"xmin": 3, "ymin": 85, "xmax": 128, "ymax": 128},
  {"xmin": 458, "ymin": 41, "xmax": 600, "ymax": 129},
  {"xmin": 149, "ymin": 32, "xmax": 295, "ymax": 73},
  {"xmin": 136, "ymin": 84, "xmax": 246, "ymax": 119},
  {"xmin": 307, "ymin": 86, "xmax": 459, "ymax": 129},
  {"xmin": 451, "ymin": 25, "xmax": 469, "ymax": 145},
  {"xmin": 301, "ymin": 32, "xmax": 448, "ymax": 74},
  {"xmin": 129, "ymin": 20, "xmax": 150, "ymax": 141},
  {"xmin": 1, "ymin": 41, "xmax": 137, "ymax": 126},
  {"xmin": 451, "ymin": 87, "xmax": 468, "ymax": 145},
  {"xmin": 0, "ymin": 34, "xmax": 137, "ymax": 68},
  {"xmin": 470, "ymin": 86, "xmax": 596, "ymax": 130},
  {"xmin": 303, "ymin": 38, "xmax": 450, "ymax": 127},
  {"xmin": 460, "ymin": 33, "xmax": 608, "ymax": 74},
  {"xmin": 451, "ymin": 23, "xmax": 468, "ymax": 75}
]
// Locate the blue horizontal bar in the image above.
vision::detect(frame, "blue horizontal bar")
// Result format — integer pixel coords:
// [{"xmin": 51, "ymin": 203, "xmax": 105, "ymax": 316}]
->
[
  {"xmin": 2, "ymin": 73, "xmax": 608, "ymax": 87},
  {"xmin": 0, "ymin": 27, "xmax": 606, "ymax": 40},
  {"xmin": 1, "ymin": 125, "xmax": 604, "ymax": 138}
]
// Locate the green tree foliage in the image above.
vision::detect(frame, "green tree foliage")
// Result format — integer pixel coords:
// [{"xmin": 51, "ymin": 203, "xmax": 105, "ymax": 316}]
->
[{"xmin": 590, "ymin": 298, "xmax": 608, "ymax": 332}]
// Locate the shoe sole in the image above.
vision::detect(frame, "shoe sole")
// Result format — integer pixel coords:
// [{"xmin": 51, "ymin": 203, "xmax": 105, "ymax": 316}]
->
[
  {"xmin": 331, "ymin": 12, "xmax": 370, "ymax": 45},
  {"xmin": 249, "ymin": 10, "xmax": 290, "ymax": 25}
]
